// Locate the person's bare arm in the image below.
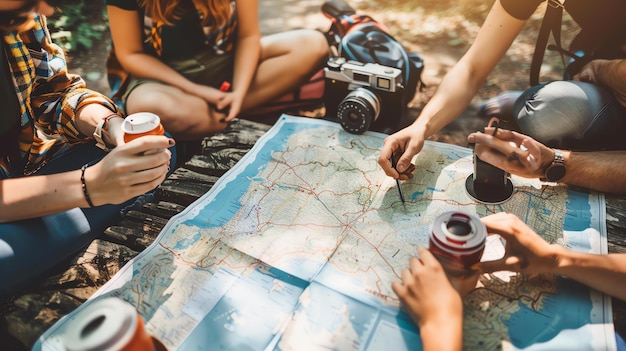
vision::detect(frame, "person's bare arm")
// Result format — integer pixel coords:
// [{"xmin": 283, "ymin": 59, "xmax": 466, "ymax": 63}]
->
[
  {"xmin": 392, "ymin": 247, "xmax": 463, "ymax": 351},
  {"xmin": 2, "ymin": 106, "xmax": 174, "ymax": 223},
  {"xmin": 0, "ymin": 136, "xmax": 173, "ymax": 223},
  {"xmin": 553, "ymin": 247, "xmax": 626, "ymax": 301},
  {"xmin": 560, "ymin": 150, "xmax": 626, "ymax": 194},
  {"xmin": 575, "ymin": 59, "xmax": 626, "ymax": 106},
  {"xmin": 217, "ymin": 0, "xmax": 261, "ymax": 122},
  {"xmin": 476, "ymin": 213, "xmax": 626, "ymax": 301},
  {"xmin": 0, "ymin": 170, "xmax": 87, "ymax": 222},
  {"xmin": 468, "ymin": 128, "xmax": 626, "ymax": 194},
  {"xmin": 379, "ymin": 0, "xmax": 526, "ymax": 178}
]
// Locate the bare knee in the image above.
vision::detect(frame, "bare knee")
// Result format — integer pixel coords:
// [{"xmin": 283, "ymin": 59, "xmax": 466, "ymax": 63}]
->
[
  {"xmin": 303, "ymin": 30, "xmax": 330, "ymax": 62},
  {"xmin": 262, "ymin": 29, "xmax": 329, "ymax": 75},
  {"xmin": 292, "ymin": 30, "xmax": 329, "ymax": 72},
  {"xmin": 126, "ymin": 88, "xmax": 225, "ymax": 139}
]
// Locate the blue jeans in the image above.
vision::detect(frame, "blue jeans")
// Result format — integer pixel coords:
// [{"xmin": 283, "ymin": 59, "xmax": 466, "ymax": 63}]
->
[
  {"xmin": 0, "ymin": 141, "xmax": 176, "ymax": 296},
  {"xmin": 513, "ymin": 81, "xmax": 626, "ymax": 150}
]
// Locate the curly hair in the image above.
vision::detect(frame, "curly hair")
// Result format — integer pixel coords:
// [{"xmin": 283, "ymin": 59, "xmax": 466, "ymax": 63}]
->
[{"xmin": 140, "ymin": 0, "xmax": 231, "ymax": 28}]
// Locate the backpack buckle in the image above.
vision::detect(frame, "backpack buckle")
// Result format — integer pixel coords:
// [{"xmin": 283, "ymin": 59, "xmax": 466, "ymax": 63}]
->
[{"xmin": 548, "ymin": 0, "xmax": 564, "ymax": 9}]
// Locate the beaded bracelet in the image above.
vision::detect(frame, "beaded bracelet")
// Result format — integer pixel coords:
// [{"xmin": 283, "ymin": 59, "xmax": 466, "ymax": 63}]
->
[{"xmin": 81, "ymin": 164, "xmax": 95, "ymax": 208}]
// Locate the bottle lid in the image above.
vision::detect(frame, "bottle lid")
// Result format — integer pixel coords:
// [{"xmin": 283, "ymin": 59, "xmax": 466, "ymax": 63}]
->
[
  {"xmin": 121, "ymin": 112, "xmax": 162, "ymax": 135},
  {"xmin": 63, "ymin": 296, "xmax": 139, "ymax": 351},
  {"xmin": 430, "ymin": 211, "xmax": 486, "ymax": 254}
]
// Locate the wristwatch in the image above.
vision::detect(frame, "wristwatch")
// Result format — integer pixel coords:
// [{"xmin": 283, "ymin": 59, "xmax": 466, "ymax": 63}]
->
[
  {"xmin": 94, "ymin": 114, "xmax": 122, "ymax": 151},
  {"xmin": 542, "ymin": 149, "xmax": 566, "ymax": 182}
]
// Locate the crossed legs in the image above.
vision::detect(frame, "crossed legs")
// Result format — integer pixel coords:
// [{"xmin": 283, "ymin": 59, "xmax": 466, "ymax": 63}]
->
[{"xmin": 125, "ymin": 29, "xmax": 329, "ymax": 140}]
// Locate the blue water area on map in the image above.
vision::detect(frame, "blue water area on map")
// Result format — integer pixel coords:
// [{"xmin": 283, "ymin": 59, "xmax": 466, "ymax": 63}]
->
[
  {"xmin": 172, "ymin": 231, "xmax": 202, "ymax": 250},
  {"xmin": 179, "ymin": 264, "xmax": 309, "ymax": 350},
  {"xmin": 371, "ymin": 312, "xmax": 422, "ymax": 351},
  {"xmin": 182, "ymin": 119, "xmax": 310, "ymax": 229},
  {"xmin": 507, "ymin": 190, "xmax": 595, "ymax": 349},
  {"xmin": 274, "ymin": 281, "xmax": 418, "ymax": 350},
  {"xmin": 563, "ymin": 190, "xmax": 593, "ymax": 231},
  {"xmin": 507, "ymin": 277, "xmax": 593, "ymax": 349},
  {"xmin": 410, "ymin": 191, "xmax": 424, "ymax": 202}
]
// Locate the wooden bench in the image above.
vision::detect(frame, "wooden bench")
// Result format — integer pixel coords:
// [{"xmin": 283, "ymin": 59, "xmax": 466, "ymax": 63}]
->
[{"xmin": 2, "ymin": 116, "xmax": 626, "ymax": 350}]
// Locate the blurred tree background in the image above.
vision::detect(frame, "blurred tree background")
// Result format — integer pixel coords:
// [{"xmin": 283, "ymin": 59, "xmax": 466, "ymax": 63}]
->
[{"xmin": 47, "ymin": 1, "xmax": 107, "ymax": 52}]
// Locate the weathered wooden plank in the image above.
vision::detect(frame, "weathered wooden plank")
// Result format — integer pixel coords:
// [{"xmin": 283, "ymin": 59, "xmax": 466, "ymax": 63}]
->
[
  {"xmin": 184, "ymin": 150, "xmax": 249, "ymax": 176},
  {"xmin": 157, "ymin": 176, "xmax": 215, "ymax": 207},
  {"xmin": 140, "ymin": 200, "xmax": 188, "ymax": 219},
  {"xmin": 203, "ymin": 118, "xmax": 271, "ymax": 149},
  {"xmin": 607, "ymin": 194, "xmax": 626, "ymax": 254},
  {"xmin": 605, "ymin": 194, "xmax": 626, "ymax": 337},
  {"xmin": 166, "ymin": 166, "xmax": 223, "ymax": 182}
]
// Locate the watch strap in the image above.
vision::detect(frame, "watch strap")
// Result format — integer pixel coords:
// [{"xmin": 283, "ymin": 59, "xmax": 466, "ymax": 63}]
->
[
  {"xmin": 94, "ymin": 114, "xmax": 123, "ymax": 151},
  {"xmin": 541, "ymin": 149, "xmax": 566, "ymax": 182},
  {"xmin": 552, "ymin": 149, "xmax": 565, "ymax": 164}
]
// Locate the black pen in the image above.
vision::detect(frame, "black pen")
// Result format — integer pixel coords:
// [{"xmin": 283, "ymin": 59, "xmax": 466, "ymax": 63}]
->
[{"xmin": 390, "ymin": 154, "xmax": 406, "ymax": 203}]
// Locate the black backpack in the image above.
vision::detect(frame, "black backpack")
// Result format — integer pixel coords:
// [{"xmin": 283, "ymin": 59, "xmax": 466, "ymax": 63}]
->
[
  {"xmin": 530, "ymin": 0, "xmax": 626, "ymax": 86},
  {"xmin": 322, "ymin": 0, "xmax": 425, "ymax": 109}
]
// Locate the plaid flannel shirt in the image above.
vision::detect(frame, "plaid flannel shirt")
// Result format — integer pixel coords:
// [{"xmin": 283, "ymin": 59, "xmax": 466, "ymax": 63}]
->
[{"xmin": 1, "ymin": 15, "xmax": 119, "ymax": 176}]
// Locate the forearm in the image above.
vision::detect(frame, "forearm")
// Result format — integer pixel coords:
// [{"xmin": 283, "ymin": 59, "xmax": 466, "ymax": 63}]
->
[
  {"xmin": 0, "ymin": 171, "xmax": 88, "ymax": 222},
  {"xmin": 413, "ymin": 60, "xmax": 484, "ymax": 138},
  {"xmin": 73, "ymin": 103, "xmax": 123, "ymax": 145},
  {"xmin": 561, "ymin": 150, "xmax": 626, "ymax": 194},
  {"xmin": 553, "ymin": 246, "xmax": 626, "ymax": 301},
  {"xmin": 419, "ymin": 316, "xmax": 463, "ymax": 351},
  {"xmin": 33, "ymin": 40, "xmax": 120, "ymax": 142},
  {"xmin": 412, "ymin": 0, "xmax": 524, "ymax": 138},
  {"xmin": 232, "ymin": 34, "xmax": 261, "ymax": 95}
]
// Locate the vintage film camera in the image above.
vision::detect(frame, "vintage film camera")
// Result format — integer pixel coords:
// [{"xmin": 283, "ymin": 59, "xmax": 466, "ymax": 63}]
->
[{"xmin": 324, "ymin": 57, "xmax": 406, "ymax": 134}]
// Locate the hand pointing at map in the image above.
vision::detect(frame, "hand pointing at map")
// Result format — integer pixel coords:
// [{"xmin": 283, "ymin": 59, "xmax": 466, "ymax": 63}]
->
[{"xmin": 378, "ymin": 123, "xmax": 421, "ymax": 180}]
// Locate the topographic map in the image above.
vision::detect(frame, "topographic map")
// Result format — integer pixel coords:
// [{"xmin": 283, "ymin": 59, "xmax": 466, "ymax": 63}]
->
[{"xmin": 37, "ymin": 115, "xmax": 614, "ymax": 351}]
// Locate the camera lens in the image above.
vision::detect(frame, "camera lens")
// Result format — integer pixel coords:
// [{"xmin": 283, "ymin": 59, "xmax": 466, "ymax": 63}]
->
[{"xmin": 337, "ymin": 88, "xmax": 380, "ymax": 134}]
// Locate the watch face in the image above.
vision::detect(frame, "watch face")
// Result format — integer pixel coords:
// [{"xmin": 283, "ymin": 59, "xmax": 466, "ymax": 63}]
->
[{"xmin": 545, "ymin": 163, "xmax": 566, "ymax": 182}]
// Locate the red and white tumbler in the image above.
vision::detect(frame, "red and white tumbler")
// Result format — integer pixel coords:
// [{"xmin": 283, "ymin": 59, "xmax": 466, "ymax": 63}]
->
[{"xmin": 428, "ymin": 211, "xmax": 487, "ymax": 293}]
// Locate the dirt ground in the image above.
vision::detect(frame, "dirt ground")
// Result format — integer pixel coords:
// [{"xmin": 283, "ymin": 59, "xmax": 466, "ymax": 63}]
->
[{"xmin": 67, "ymin": 0, "xmax": 578, "ymax": 147}]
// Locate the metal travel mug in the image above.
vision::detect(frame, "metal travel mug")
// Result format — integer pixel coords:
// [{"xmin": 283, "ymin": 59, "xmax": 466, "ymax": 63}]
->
[{"xmin": 428, "ymin": 211, "xmax": 487, "ymax": 277}]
